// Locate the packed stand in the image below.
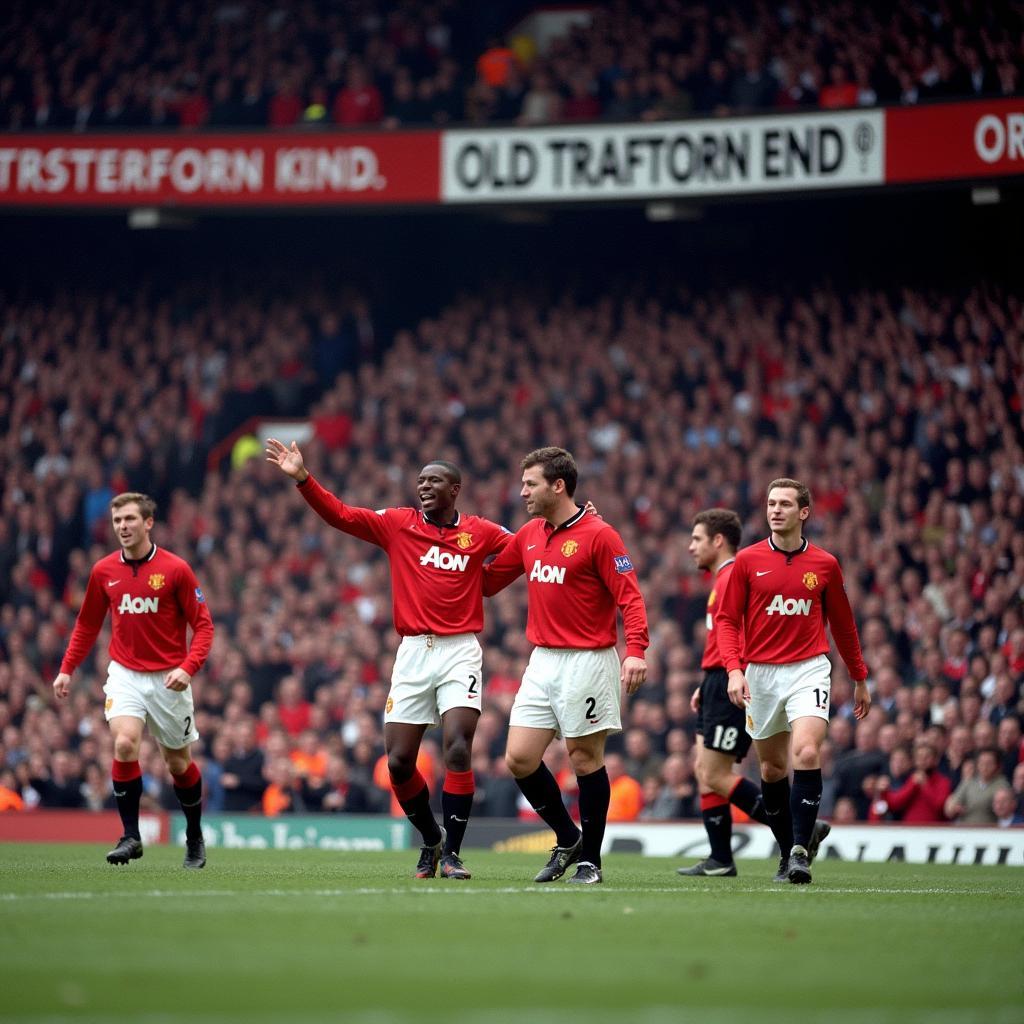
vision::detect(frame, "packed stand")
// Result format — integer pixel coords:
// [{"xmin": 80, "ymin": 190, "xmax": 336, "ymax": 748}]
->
[
  {"xmin": 2, "ymin": 0, "xmax": 1022, "ymax": 134},
  {"xmin": 1, "ymin": 277, "xmax": 1023, "ymax": 827}
]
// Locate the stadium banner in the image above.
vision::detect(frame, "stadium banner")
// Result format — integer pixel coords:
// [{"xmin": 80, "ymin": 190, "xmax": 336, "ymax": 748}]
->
[
  {"xmin": 441, "ymin": 110, "xmax": 885, "ymax": 203},
  {"xmin": 463, "ymin": 820, "xmax": 1024, "ymax": 865},
  {"xmin": 0, "ymin": 131, "xmax": 440, "ymax": 206},
  {"xmin": 886, "ymin": 97, "xmax": 1024, "ymax": 183},
  {"xmin": 170, "ymin": 814, "xmax": 411, "ymax": 850},
  {"xmin": 0, "ymin": 810, "xmax": 166, "ymax": 844},
  {"xmin": 602, "ymin": 822, "xmax": 1024, "ymax": 865}
]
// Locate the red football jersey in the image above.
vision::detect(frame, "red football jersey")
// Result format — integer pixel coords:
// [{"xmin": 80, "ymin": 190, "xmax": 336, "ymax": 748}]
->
[
  {"xmin": 701, "ymin": 557, "xmax": 737, "ymax": 670},
  {"xmin": 60, "ymin": 545, "xmax": 214, "ymax": 676},
  {"xmin": 482, "ymin": 507, "xmax": 648, "ymax": 657},
  {"xmin": 716, "ymin": 537, "xmax": 866, "ymax": 679},
  {"xmin": 298, "ymin": 474, "xmax": 511, "ymax": 636}
]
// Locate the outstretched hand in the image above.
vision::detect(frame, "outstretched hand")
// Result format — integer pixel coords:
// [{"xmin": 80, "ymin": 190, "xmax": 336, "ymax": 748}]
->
[{"xmin": 266, "ymin": 438, "xmax": 308, "ymax": 481}]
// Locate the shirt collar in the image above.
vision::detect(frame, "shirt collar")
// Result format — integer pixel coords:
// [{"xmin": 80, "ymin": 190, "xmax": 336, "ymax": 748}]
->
[
  {"xmin": 543, "ymin": 505, "xmax": 586, "ymax": 536},
  {"xmin": 120, "ymin": 544, "xmax": 158, "ymax": 565},
  {"xmin": 768, "ymin": 537, "xmax": 808, "ymax": 557},
  {"xmin": 422, "ymin": 510, "xmax": 460, "ymax": 529}
]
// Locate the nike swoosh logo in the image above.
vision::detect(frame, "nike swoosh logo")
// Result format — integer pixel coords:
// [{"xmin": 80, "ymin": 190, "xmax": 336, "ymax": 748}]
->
[
  {"xmin": 449, "ymin": 815, "xmax": 468, "ymax": 823},
  {"xmin": 113, "ymin": 790, "xmax": 126, "ymax": 798},
  {"xmin": 756, "ymin": 570, "xmax": 772, "ymax": 577},
  {"xmin": 107, "ymin": 580, "xmax": 121, "ymax": 587},
  {"xmin": 527, "ymin": 544, "xmax": 537, "ymax": 550}
]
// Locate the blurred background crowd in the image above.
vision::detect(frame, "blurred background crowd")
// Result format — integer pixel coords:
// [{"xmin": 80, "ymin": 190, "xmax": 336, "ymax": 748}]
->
[
  {"xmin": 1, "ymin": 214, "xmax": 1022, "ymax": 828},
  {"xmin": 1, "ymin": 0, "xmax": 1021, "ymax": 132}
]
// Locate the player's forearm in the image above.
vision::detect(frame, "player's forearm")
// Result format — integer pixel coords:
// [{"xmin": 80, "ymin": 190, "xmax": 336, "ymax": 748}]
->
[{"xmin": 59, "ymin": 625, "xmax": 102, "ymax": 675}]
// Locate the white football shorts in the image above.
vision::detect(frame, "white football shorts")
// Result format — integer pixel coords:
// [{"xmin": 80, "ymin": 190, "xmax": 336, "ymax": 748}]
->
[
  {"xmin": 744, "ymin": 654, "xmax": 832, "ymax": 740},
  {"xmin": 103, "ymin": 659, "xmax": 200, "ymax": 750},
  {"xmin": 510, "ymin": 646, "xmax": 622, "ymax": 739},
  {"xmin": 385, "ymin": 633, "xmax": 483, "ymax": 726}
]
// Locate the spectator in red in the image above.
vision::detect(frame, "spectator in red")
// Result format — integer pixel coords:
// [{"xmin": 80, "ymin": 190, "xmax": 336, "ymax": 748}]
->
[
  {"xmin": 276, "ymin": 675, "xmax": 312, "ymax": 737},
  {"xmin": 477, "ymin": 37, "xmax": 520, "ymax": 88},
  {"xmin": 563, "ymin": 72, "xmax": 602, "ymax": 122},
  {"xmin": 269, "ymin": 75, "xmax": 303, "ymax": 127},
  {"xmin": 312, "ymin": 391, "xmax": 353, "ymax": 451},
  {"xmin": 818, "ymin": 64, "xmax": 859, "ymax": 109},
  {"xmin": 333, "ymin": 63, "xmax": 383, "ymax": 125},
  {"xmin": 883, "ymin": 740, "xmax": 952, "ymax": 822},
  {"xmin": 176, "ymin": 84, "xmax": 210, "ymax": 129}
]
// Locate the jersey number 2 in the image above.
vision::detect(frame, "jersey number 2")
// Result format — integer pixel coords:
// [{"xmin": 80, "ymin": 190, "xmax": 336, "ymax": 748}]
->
[{"xmin": 467, "ymin": 675, "xmax": 478, "ymax": 697}]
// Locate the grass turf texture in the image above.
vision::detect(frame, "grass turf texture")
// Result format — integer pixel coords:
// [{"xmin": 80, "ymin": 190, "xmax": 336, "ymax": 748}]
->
[{"xmin": 1, "ymin": 845, "xmax": 1021, "ymax": 1024}]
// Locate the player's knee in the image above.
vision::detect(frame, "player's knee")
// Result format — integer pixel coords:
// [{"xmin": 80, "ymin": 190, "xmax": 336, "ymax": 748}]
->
[
  {"xmin": 705, "ymin": 766, "xmax": 735, "ymax": 797},
  {"xmin": 759, "ymin": 758, "xmax": 787, "ymax": 783},
  {"xmin": 113, "ymin": 735, "xmax": 139, "ymax": 762},
  {"xmin": 791, "ymin": 742, "xmax": 821, "ymax": 770},
  {"xmin": 504, "ymin": 749, "xmax": 537, "ymax": 779},
  {"xmin": 443, "ymin": 737, "xmax": 471, "ymax": 773},
  {"xmin": 568, "ymin": 746, "xmax": 600, "ymax": 776},
  {"xmin": 164, "ymin": 751, "xmax": 190, "ymax": 776},
  {"xmin": 387, "ymin": 751, "xmax": 416, "ymax": 783}
]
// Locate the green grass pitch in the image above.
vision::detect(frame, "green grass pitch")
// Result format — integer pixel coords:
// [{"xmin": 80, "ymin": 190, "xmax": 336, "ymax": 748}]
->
[{"xmin": 1, "ymin": 844, "xmax": 1022, "ymax": 1024}]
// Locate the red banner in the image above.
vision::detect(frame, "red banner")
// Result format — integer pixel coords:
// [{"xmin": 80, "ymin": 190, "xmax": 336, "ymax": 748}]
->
[
  {"xmin": 0, "ymin": 131, "xmax": 440, "ymax": 206},
  {"xmin": 0, "ymin": 810, "xmax": 167, "ymax": 843},
  {"xmin": 886, "ymin": 98, "xmax": 1024, "ymax": 183}
]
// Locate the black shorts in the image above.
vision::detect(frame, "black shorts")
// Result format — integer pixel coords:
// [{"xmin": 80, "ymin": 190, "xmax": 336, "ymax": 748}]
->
[{"xmin": 695, "ymin": 668, "xmax": 753, "ymax": 762}]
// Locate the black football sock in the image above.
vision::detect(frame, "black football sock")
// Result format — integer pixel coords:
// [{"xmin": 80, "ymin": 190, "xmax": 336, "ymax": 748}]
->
[
  {"xmin": 441, "ymin": 769, "xmax": 475, "ymax": 855},
  {"xmin": 729, "ymin": 776, "xmax": 772, "ymax": 826},
  {"xmin": 700, "ymin": 793, "xmax": 733, "ymax": 864},
  {"xmin": 515, "ymin": 764, "xmax": 580, "ymax": 848},
  {"xmin": 790, "ymin": 768, "xmax": 823, "ymax": 850},
  {"xmin": 171, "ymin": 763, "xmax": 204, "ymax": 840},
  {"xmin": 112, "ymin": 760, "xmax": 143, "ymax": 841},
  {"xmin": 393, "ymin": 771, "xmax": 442, "ymax": 846},
  {"xmin": 760, "ymin": 776, "xmax": 794, "ymax": 856},
  {"xmin": 576, "ymin": 766, "xmax": 610, "ymax": 868}
]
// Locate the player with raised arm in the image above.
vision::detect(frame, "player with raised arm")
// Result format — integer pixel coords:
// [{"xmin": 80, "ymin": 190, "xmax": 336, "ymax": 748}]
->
[
  {"xmin": 266, "ymin": 438, "xmax": 511, "ymax": 880},
  {"xmin": 717, "ymin": 479, "xmax": 869, "ymax": 884},
  {"xmin": 52, "ymin": 493, "xmax": 214, "ymax": 868},
  {"xmin": 482, "ymin": 447, "xmax": 648, "ymax": 885}
]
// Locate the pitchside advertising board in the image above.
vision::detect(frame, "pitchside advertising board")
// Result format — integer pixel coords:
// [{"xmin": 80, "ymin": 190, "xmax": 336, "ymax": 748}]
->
[
  {"xmin": 0, "ymin": 99, "xmax": 1019, "ymax": 207},
  {"xmin": 3, "ymin": 813, "xmax": 1021, "ymax": 864}
]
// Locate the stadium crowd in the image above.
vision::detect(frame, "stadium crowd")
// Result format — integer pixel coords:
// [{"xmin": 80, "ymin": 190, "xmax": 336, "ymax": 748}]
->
[
  {"xmin": 1, "ymin": 269, "xmax": 1023, "ymax": 827},
  {"xmin": 1, "ymin": 0, "xmax": 1020, "ymax": 133}
]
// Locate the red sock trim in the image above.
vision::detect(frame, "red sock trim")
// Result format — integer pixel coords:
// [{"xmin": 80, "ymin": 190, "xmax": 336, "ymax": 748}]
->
[
  {"xmin": 392, "ymin": 770, "xmax": 427, "ymax": 803},
  {"xmin": 172, "ymin": 762, "xmax": 201, "ymax": 788},
  {"xmin": 112, "ymin": 759, "xmax": 142, "ymax": 782},
  {"xmin": 701, "ymin": 792, "xmax": 729, "ymax": 811},
  {"xmin": 443, "ymin": 769, "xmax": 475, "ymax": 795}
]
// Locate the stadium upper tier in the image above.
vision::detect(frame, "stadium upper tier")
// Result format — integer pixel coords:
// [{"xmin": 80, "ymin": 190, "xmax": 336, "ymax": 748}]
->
[{"xmin": 1, "ymin": 0, "xmax": 1021, "ymax": 133}]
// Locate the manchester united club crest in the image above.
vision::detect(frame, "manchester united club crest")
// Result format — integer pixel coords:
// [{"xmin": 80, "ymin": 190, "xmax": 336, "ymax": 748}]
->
[
  {"xmin": 561, "ymin": 539, "xmax": 579, "ymax": 557},
  {"xmin": 148, "ymin": 573, "xmax": 165, "ymax": 590},
  {"xmin": 104, "ymin": 697, "xmax": 113, "ymax": 712},
  {"xmin": 803, "ymin": 572, "xmax": 819, "ymax": 591},
  {"xmin": 455, "ymin": 532, "xmax": 473, "ymax": 550},
  {"xmin": 708, "ymin": 589, "xmax": 717, "ymax": 607},
  {"xmin": 385, "ymin": 696, "xmax": 394, "ymax": 714}
]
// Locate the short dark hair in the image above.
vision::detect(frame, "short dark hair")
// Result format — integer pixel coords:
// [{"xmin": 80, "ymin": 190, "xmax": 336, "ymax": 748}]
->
[
  {"xmin": 111, "ymin": 492, "xmax": 156, "ymax": 520},
  {"xmin": 693, "ymin": 508, "xmax": 741, "ymax": 551},
  {"xmin": 767, "ymin": 477, "xmax": 812, "ymax": 509},
  {"xmin": 521, "ymin": 446, "xmax": 578, "ymax": 497},
  {"xmin": 423, "ymin": 460, "xmax": 462, "ymax": 484}
]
